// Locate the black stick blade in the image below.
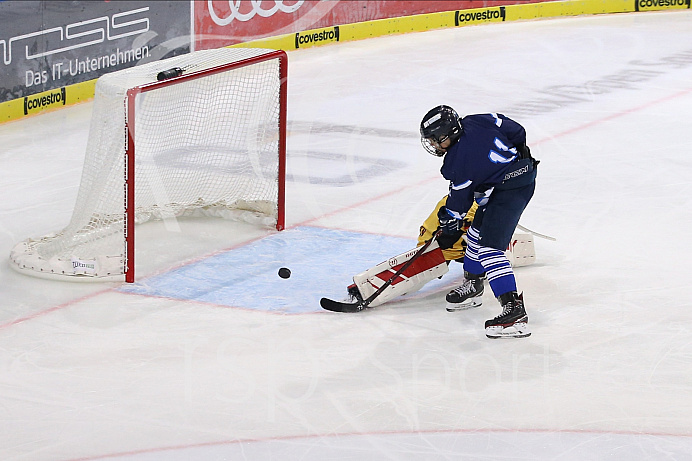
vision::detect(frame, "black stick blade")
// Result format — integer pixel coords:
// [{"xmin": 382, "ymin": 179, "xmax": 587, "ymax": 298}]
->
[{"xmin": 320, "ymin": 297, "xmax": 364, "ymax": 313}]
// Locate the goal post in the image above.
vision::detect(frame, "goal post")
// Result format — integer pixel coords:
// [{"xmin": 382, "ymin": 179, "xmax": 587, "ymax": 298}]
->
[{"xmin": 10, "ymin": 48, "xmax": 287, "ymax": 283}]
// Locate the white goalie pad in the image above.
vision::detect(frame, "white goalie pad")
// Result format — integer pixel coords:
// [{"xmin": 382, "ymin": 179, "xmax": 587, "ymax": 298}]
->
[
  {"xmin": 505, "ymin": 233, "xmax": 536, "ymax": 267},
  {"xmin": 353, "ymin": 240, "xmax": 449, "ymax": 308}
]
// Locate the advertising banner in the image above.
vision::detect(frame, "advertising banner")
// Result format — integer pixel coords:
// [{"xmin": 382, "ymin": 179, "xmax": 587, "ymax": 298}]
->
[
  {"xmin": 0, "ymin": 1, "xmax": 191, "ymax": 104},
  {"xmin": 194, "ymin": 0, "xmax": 547, "ymax": 51}
]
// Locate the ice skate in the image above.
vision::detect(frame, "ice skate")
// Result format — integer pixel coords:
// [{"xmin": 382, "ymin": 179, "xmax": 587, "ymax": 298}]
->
[
  {"xmin": 445, "ymin": 272, "xmax": 484, "ymax": 311},
  {"xmin": 485, "ymin": 291, "xmax": 531, "ymax": 339}
]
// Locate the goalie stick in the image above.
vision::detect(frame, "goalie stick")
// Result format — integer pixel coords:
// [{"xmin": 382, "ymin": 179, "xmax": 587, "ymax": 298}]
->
[
  {"xmin": 516, "ymin": 223, "xmax": 556, "ymax": 241},
  {"xmin": 320, "ymin": 230, "xmax": 442, "ymax": 313}
]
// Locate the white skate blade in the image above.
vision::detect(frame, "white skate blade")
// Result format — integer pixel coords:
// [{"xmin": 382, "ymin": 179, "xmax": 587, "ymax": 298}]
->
[
  {"xmin": 485, "ymin": 322, "xmax": 531, "ymax": 339},
  {"xmin": 446, "ymin": 296, "xmax": 483, "ymax": 312}
]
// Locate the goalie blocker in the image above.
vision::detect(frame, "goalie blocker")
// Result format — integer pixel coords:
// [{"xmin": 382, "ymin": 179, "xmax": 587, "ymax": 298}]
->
[{"xmin": 350, "ymin": 232, "xmax": 535, "ymax": 307}]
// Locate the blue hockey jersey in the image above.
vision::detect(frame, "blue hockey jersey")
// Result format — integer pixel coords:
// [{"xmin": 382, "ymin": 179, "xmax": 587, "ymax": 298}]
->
[{"xmin": 441, "ymin": 113, "xmax": 528, "ymax": 218}]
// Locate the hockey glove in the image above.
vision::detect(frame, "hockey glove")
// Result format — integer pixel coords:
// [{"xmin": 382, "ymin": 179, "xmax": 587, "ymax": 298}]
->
[
  {"xmin": 437, "ymin": 206, "xmax": 465, "ymax": 249},
  {"xmin": 437, "ymin": 206, "xmax": 462, "ymax": 235}
]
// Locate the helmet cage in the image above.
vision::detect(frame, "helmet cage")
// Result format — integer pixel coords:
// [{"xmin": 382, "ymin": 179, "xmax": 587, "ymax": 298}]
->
[
  {"xmin": 421, "ymin": 136, "xmax": 448, "ymax": 157},
  {"xmin": 420, "ymin": 105, "xmax": 462, "ymax": 157}
]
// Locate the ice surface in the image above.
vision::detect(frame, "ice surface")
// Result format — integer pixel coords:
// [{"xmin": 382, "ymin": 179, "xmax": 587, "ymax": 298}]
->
[
  {"xmin": 1, "ymin": 10, "xmax": 692, "ymax": 461},
  {"xmin": 117, "ymin": 226, "xmax": 464, "ymax": 314}
]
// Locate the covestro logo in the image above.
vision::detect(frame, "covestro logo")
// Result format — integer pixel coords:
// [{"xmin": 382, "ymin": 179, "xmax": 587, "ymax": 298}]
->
[
  {"xmin": 295, "ymin": 26, "xmax": 339, "ymax": 49},
  {"xmin": 455, "ymin": 6, "xmax": 506, "ymax": 26},
  {"xmin": 24, "ymin": 88, "xmax": 66, "ymax": 115},
  {"xmin": 635, "ymin": 0, "xmax": 690, "ymax": 9}
]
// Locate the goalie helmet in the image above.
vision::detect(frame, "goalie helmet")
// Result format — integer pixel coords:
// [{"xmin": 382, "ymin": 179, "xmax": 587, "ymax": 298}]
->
[{"xmin": 420, "ymin": 105, "xmax": 463, "ymax": 157}]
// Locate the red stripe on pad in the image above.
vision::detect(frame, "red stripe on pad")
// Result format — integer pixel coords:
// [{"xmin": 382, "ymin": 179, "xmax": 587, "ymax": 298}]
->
[{"xmin": 372, "ymin": 247, "xmax": 445, "ymax": 287}]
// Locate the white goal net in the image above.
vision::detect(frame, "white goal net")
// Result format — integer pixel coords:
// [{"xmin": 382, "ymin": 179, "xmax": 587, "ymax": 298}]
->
[{"xmin": 10, "ymin": 48, "xmax": 287, "ymax": 282}]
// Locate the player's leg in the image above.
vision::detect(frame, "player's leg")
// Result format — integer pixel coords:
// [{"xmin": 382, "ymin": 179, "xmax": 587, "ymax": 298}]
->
[
  {"xmin": 477, "ymin": 181, "xmax": 535, "ymax": 338},
  {"xmin": 445, "ymin": 213, "xmax": 486, "ymax": 311},
  {"xmin": 418, "ymin": 197, "xmax": 485, "ymax": 311}
]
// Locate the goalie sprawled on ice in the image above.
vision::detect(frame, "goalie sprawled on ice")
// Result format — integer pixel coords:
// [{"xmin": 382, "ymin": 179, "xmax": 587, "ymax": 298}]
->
[{"xmin": 341, "ymin": 196, "xmax": 535, "ymax": 311}]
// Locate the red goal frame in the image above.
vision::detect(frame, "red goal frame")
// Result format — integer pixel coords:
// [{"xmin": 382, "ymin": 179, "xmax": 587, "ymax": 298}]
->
[{"xmin": 123, "ymin": 50, "xmax": 287, "ymax": 283}]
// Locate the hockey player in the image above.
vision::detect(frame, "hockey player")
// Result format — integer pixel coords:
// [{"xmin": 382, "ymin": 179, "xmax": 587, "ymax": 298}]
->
[{"xmin": 420, "ymin": 105, "xmax": 538, "ymax": 338}]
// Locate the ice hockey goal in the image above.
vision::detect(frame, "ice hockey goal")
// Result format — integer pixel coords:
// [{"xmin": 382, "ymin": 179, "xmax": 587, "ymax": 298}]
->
[{"xmin": 10, "ymin": 48, "xmax": 287, "ymax": 282}]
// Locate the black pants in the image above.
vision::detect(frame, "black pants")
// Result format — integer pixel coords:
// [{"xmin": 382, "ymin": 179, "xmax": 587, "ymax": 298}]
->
[{"xmin": 474, "ymin": 164, "xmax": 537, "ymax": 251}]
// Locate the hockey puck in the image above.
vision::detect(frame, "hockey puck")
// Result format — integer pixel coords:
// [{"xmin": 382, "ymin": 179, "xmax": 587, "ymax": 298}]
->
[
  {"xmin": 278, "ymin": 267, "xmax": 291, "ymax": 279},
  {"xmin": 156, "ymin": 67, "xmax": 183, "ymax": 81}
]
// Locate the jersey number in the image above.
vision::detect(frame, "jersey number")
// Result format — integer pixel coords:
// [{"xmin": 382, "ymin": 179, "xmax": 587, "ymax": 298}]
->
[{"xmin": 488, "ymin": 136, "xmax": 517, "ymax": 164}]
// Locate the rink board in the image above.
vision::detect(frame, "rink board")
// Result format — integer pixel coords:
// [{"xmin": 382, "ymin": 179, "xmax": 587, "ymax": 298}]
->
[{"xmin": 117, "ymin": 226, "xmax": 464, "ymax": 314}]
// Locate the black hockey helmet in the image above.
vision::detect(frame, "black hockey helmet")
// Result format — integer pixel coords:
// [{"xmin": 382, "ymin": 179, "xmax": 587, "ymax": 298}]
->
[{"xmin": 420, "ymin": 105, "xmax": 463, "ymax": 156}]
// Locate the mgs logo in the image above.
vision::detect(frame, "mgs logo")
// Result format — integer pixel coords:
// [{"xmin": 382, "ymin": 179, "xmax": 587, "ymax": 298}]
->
[{"xmin": 0, "ymin": 7, "xmax": 150, "ymax": 66}]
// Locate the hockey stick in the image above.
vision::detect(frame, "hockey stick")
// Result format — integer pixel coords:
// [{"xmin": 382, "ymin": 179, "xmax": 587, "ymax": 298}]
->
[
  {"xmin": 320, "ymin": 230, "xmax": 442, "ymax": 313},
  {"xmin": 517, "ymin": 224, "xmax": 556, "ymax": 241}
]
